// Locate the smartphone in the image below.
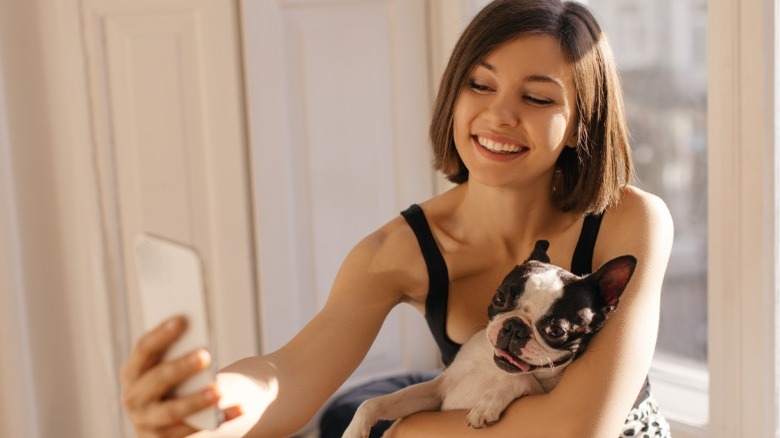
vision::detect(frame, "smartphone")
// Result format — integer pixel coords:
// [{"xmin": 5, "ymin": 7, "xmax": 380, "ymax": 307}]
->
[{"xmin": 134, "ymin": 234, "xmax": 221, "ymax": 430}]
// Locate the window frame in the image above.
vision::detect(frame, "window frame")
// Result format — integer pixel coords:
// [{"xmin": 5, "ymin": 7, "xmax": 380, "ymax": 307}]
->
[
  {"xmin": 642, "ymin": 0, "xmax": 779, "ymax": 436},
  {"xmin": 704, "ymin": 0, "xmax": 778, "ymax": 436}
]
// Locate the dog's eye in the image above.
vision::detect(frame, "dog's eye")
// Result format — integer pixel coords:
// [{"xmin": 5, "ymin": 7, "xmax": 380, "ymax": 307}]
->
[
  {"xmin": 492, "ymin": 291, "xmax": 507, "ymax": 308},
  {"xmin": 545, "ymin": 325, "xmax": 566, "ymax": 339}
]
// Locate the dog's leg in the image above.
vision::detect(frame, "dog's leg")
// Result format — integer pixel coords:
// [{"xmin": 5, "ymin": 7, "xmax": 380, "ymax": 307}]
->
[
  {"xmin": 465, "ymin": 378, "xmax": 543, "ymax": 429},
  {"xmin": 342, "ymin": 379, "xmax": 443, "ymax": 438}
]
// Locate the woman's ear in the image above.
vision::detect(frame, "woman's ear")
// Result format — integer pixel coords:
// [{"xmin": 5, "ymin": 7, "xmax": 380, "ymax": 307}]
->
[
  {"xmin": 566, "ymin": 118, "xmax": 581, "ymax": 149},
  {"xmin": 566, "ymin": 130, "xmax": 579, "ymax": 150}
]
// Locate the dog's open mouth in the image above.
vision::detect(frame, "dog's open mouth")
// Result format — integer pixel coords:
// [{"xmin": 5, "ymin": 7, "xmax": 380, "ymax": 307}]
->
[
  {"xmin": 493, "ymin": 349, "xmax": 570, "ymax": 374},
  {"xmin": 493, "ymin": 350, "xmax": 535, "ymax": 373}
]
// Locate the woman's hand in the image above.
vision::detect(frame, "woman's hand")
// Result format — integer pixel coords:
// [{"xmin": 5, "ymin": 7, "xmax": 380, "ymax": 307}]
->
[{"xmin": 120, "ymin": 316, "xmax": 237, "ymax": 438}]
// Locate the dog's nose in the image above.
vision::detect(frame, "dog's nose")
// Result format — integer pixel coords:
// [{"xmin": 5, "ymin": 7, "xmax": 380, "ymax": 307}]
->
[{"xmin": 496, "ymin": 318, "xmax": 531, "ymax": 350}]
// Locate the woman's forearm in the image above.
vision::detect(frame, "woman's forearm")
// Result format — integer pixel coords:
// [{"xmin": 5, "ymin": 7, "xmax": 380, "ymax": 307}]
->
[
  {"xmin": 383, "ymin": 393, "xmax": 581, "ymax": 438},
  {"xmin": 383, "ymin": 384, "xmax": 634, "ymax": 438}
]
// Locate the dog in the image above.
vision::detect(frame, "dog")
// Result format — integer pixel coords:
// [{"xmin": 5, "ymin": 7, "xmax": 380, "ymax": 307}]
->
[{"xmin": 342, "ymin": 240, "xmax": 636, "ymax": 437}]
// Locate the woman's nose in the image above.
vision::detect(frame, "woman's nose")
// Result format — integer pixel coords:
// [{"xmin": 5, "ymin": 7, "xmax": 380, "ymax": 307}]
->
[{"xmin": 484, "ymin": 93, "xmax": 520, "ymax": 127}]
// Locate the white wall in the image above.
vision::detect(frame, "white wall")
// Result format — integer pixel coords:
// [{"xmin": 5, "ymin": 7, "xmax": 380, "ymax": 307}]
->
[{"xmin": 0, "ymin": 0, "xmax": 125, "ymax": 435}]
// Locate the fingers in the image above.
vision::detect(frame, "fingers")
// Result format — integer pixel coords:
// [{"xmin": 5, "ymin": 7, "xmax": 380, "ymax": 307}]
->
[
  {"xmin": 121, "ymin": 316, "xmax": 234, "ymax": 437},
  {"xmin": 121, "ymin": 316, "xmax": 187, "ymax": 387},
  {"xmin": 124, "ymin": 348, "xmax": 212, "ymax": 410},
  {"xmin": 133, "ymin": 402, "xmax": 243, "ymax": 438},
  {"xmin": 151, "ymin": 423, "xmax": 200, "ymax": 438},
  {"xmin": 222, "ymin": 405, "xmax": 243, "ymax": 422},
  {"xmin": 132, "ymin": 385, "xmax": 220, "ymax": 431}
]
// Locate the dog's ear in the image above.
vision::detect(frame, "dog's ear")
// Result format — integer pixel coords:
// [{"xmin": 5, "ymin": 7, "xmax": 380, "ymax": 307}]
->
[
  {"xmin": 526, "ymin": 240, "xmax": 551, "ymax": 263},
  {"xmin": 588, "ymin": 255, "xmax": 637, "ymax": 310}
]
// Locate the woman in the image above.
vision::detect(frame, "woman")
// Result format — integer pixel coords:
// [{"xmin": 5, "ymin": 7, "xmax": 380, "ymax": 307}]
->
[{"xmin": 121, "ymin": 1, "xmax": 674, "ymax": 436}]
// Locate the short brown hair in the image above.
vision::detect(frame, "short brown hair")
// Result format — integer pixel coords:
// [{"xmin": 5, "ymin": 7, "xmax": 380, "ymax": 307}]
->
[{"xmin": 430, "ymin": 0, "xmax": 632, "ymax": 214}]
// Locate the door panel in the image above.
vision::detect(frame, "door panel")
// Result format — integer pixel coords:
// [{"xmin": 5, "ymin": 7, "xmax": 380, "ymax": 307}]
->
[
  {"xmin": 81, "ymin": 0, "xmax": 258, "ymax": 367},
  {"xmin": 244, "ymin": 0, "xmax": 439, "ymax": 384}
]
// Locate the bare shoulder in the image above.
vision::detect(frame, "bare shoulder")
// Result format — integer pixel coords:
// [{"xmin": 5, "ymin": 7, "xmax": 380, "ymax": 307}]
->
[
  {"xmin": 334, "ymin": 213, "xmax": 428, "ymax": 305},
  {"xmin": 604, "ymin": 185, "xmax": 673, "ymax": 233},
  {"xmin": 595, "ymin": 185, "xmax": 674, "ymax": 267}
]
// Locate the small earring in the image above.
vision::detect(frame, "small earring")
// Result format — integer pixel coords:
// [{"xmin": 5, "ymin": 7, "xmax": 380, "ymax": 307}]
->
[{"xmin": 552, "ymin": 169, "xmax": 562, "ymax": 194}]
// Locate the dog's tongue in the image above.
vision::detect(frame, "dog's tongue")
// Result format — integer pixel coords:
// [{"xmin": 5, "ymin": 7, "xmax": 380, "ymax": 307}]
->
[{"xmin": 496, "ymin": 350, "xmax": 532, "ymax": 372}]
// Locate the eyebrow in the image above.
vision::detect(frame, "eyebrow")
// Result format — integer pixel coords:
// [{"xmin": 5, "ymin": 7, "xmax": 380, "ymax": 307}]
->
[{"xmin": 478, "ymin": 61, "xmax": 565, "ymax": 88}]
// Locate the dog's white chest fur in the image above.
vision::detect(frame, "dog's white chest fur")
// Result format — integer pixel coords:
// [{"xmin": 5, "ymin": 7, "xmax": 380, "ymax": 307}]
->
[{"xmin": 440, "ymin": 329, "xmax": 546, "ymax": 410}]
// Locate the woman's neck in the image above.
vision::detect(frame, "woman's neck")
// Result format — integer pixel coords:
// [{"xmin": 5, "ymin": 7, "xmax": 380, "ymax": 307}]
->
[{"xmin": 452, "ymin": 178, "xmax": 574, "ymax": 255}]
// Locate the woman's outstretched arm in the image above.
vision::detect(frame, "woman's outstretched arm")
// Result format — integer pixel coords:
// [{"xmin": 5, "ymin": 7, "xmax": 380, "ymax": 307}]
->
[{"xmin": 122, "ymin": 216, "xmax": 425, "ymax": 438}]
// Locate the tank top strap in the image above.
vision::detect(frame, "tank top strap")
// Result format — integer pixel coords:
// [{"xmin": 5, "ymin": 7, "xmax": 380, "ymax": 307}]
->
[
  {"xmin": 400, "ymin": 204, "xmax": 460, "ymax": 366},
  {"xmin": 570, "ymin": 213, "xmax": 604, "ymax": 276}
]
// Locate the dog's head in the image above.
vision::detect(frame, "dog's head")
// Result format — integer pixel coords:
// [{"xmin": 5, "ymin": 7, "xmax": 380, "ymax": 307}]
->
[{"xmin": 487, "ymin": 240, "xmax": 636, "ymax": 374}]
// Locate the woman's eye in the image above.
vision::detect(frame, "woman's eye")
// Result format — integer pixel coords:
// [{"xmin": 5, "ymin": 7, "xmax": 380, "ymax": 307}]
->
[
  {"xmin": 524, "ymin": 95, "xmax": 554, "ymax": 106},
  {"xmin": 467, "ymin": 79, "xmax": 492, "ymax": 93}
]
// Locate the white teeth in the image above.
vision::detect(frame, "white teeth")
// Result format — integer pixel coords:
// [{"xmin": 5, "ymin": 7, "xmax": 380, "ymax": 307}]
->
[{"xmin": 477, "ymin": 136, "xmax": 523, "ymax": 153}]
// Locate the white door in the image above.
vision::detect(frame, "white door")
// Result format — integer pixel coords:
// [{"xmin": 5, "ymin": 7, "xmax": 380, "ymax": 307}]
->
[
  {"xmin": 79, "ymin": 0, "xmax": 259, "ymax": 368},
  {"xmin": 242, "ymin": 0, "xmax": 440, "ymax": 388}
]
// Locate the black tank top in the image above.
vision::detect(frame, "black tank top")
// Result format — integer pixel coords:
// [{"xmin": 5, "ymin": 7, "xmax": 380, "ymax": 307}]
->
[{"xmin": 400, "ymin": 203, "xmax": 650, "ymax": 407}]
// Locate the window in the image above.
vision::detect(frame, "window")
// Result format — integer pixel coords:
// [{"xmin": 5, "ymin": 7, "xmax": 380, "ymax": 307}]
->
[{"xmin": 586, "ymin": 0, "xmax": 710, "ymax": 430}]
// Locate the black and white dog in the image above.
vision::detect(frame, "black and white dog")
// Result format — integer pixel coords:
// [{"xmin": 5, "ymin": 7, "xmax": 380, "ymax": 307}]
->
[{"xmin": 343, "ymin": 240, "xmax": 636, "ymax": 437}]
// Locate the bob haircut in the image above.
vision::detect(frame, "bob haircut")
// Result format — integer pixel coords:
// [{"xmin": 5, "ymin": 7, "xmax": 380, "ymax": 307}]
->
[{"xmin": 430, "ymin": 0, "xmax": 632, "ymax": 214}]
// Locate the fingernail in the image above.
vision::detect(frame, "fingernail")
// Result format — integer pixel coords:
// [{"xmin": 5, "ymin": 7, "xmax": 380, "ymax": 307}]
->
[
  {"xmin": 193, "ymin": 349, "xmax": 211, "ymax": 367},
  {"xmin": 165, "ymin": 317, "xmax": 181, "ymax": 332},
  {"xmin": 223, "ymin": 405, "xmax": 243, "ymax": 420},
  {"xmin": 204, "ymin": 386, "xmax": 219, "ymax": 403}
]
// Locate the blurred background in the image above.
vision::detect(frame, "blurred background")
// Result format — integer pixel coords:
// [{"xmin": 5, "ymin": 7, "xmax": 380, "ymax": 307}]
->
[{"xmin": 0, "ymin": 0, "xmax": 748, "ymax": 437}]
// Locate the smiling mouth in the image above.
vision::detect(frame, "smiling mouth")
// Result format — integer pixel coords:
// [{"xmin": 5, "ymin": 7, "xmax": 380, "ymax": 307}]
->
[
  {"xmin": 493, "ymin": 349, "xmax": 571, "ymax": 374},
  {"xmin": 473, "ymin": 135, "xmax": 528, "ymax": 154}
]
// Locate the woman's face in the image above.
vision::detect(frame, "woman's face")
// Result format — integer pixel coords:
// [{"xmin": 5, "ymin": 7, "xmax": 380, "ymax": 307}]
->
[{"xmin": 453, "ymin": 34, "xmax": 578, "ymax": 189}]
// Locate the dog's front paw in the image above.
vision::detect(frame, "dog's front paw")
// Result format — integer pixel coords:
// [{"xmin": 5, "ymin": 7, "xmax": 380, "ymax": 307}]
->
[
  {"xmin": 465, "ymin": 404, "xmax": 502, "ymax": 429},
  {"xmin": 342, "ymin": 401, "xmax": 376, "ymax": 438},
  {"xmin": 342, "ymin": 420, "xmax": 371, "ymax": 438}
]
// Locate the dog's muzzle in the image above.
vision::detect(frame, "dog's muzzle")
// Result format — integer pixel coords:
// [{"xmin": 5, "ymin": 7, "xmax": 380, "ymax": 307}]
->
[{"xmin": 492, "ymin": 317, "xmax": 571, "ymax": 373}]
